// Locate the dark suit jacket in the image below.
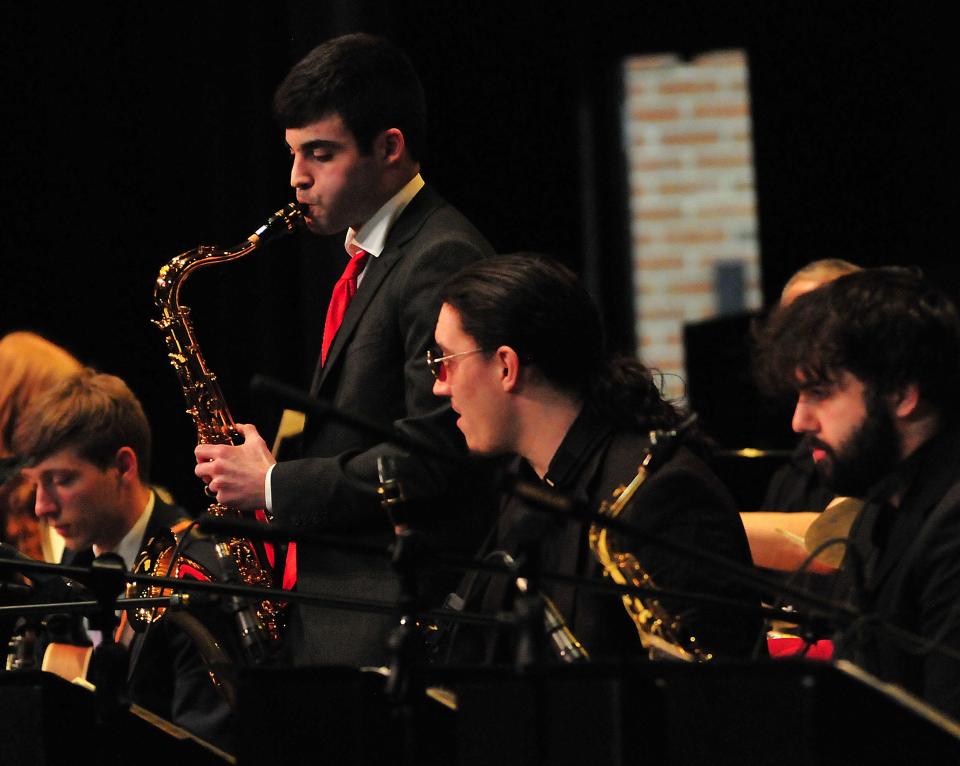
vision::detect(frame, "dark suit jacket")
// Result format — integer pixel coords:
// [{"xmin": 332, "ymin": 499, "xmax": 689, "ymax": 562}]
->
[
  {"xmin": 61, "ymin": 496, "xmax": 233, "ymax": 751},
  {"xmin": 839, "ymin": 427, "xmax": 960, "ymax": 721},
  {"xmin": 270, "ymin": 184, "xmax": 495, "ymax": 666}
]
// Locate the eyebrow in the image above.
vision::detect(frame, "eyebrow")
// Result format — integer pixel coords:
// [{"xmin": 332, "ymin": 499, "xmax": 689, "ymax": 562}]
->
[{"xmin": 289, "ymin": 139, "xmax": 343, "ymax": 153}]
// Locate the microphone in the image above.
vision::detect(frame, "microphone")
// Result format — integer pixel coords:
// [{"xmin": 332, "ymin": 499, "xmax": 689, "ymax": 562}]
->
[
  {"xmin": 644, "ymin": 413, "xmax": 699, "ymax": 471},
  {"xmin": 210, "ymin": 539, "xmax": 273, "ymax": 665},
  {"xmin": 377, "ymin": 455, "xmax": 409, "ymax": 534},
  {"xmin": 0, "ymin": 542, "xmax": 91, "ymax": 602}
]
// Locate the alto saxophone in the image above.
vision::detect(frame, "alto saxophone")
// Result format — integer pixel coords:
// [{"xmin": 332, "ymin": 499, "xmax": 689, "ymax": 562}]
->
[
  {"xmin": 150, "ymin": 203, "xmax": 302, "ymax": 658},
  {"xmin": 588, "ymin": 433, "xmax": 713, "ymax": 662}
]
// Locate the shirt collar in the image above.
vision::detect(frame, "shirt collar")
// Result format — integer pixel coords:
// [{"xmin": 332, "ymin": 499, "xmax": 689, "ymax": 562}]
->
[
  {"xmin": 92, "ymin": 490, "xmax": 155, "ymax": 570},
  {"xmin": 542, "ymin": 407, "xmax": 614, "ymax": 489},
  {"xmin": 344, "ymin": 173, "xmax": 425, "ymax": 258}
]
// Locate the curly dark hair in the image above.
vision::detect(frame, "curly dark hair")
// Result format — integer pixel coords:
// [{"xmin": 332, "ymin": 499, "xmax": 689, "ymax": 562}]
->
[{"xmin": 754, "ymin": 267, "xmax": 960, "ymax": 422}]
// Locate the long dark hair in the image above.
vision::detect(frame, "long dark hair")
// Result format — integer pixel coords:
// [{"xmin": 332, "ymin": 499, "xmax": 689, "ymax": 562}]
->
[{"xmin": 439, "ymin": 254, "xmax": 683, "ymax": 433}]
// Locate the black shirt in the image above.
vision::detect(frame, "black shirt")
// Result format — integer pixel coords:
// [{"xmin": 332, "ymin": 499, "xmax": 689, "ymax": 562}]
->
[{"xmin": 469, "ymin": 408, "xmax": 761, "ymax": 662}]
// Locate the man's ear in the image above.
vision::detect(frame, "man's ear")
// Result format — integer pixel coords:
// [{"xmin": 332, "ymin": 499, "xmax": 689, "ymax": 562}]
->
[
  {"xmin": 378, "ymin": 128, "xmax": 406, "ymax": 164},
  {"xmin": 496, "ymin": 346, "xmax": 522, "ymax": 392},
  {"xmin": 891, "ymin": 382, "xmax": 921, "ymax": 419},
  {"xmin": 113, "ymin": 446, "xmax": 140, "ymax": 482}
]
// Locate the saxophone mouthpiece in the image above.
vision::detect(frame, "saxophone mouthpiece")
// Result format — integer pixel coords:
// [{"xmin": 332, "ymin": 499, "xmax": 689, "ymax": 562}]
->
[{"xmin": 249, "ymin": 203, "xmax": 303, "ymax": 244}]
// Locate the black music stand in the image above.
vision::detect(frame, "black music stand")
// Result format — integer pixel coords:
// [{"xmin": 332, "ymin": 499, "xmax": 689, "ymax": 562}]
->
[
  {"xmin": 0, "ymin": 670, "xmax": 231, "ymax": 765},
  {"xmin": 232, "ymin": 659, "xmax": 960, "ymax": 766}
]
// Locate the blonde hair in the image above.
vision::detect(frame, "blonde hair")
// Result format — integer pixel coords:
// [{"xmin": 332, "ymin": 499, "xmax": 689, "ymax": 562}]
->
[
  {"xmin": 0, "ymin": 332, "xmax": 81, "ymax": 559},
  {"xmin": 0, "ymin": 332, "xmax": 82, "ymax": 456}
]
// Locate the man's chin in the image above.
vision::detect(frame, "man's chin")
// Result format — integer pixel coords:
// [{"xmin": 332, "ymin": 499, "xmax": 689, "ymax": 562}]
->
[{"xmin": 303, "ymin": 216, "xmax": 344, "ymax": 237}]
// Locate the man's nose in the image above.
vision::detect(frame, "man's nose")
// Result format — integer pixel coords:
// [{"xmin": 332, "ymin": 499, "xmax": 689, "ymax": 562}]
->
[
  {"xmin": 433, "ymin": 376, "xmax": 451, "ymax": 398},
  {"xmin": 34, "ymin": 483, "xmax": 58, "ymax": 518},
  {"xmin": 290, "ymin": 154, "xmax": 311, "ymax": 190},
  {"xmin": 792, "ymin": 399, "xmax": 817, "ymax": 434}
]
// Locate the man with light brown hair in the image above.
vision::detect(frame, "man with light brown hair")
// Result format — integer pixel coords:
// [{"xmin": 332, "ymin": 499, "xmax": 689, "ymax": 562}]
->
[{"xmin": 13, "ymin": 368, "xmax": 232, "ymax": 751}]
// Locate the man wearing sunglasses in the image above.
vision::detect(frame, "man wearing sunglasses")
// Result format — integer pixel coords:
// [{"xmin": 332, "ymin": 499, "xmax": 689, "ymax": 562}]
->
[
  {"xmin": 193, "ymin": 33, "xmax": 493, "ymax": 668},
  {"xmin": 430, "ymin": 254, "xmax": 760, "ymax": 662}
]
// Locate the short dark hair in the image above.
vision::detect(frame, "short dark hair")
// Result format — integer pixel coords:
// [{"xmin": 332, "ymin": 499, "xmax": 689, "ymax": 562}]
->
[
  {"xmin": 756, "ymin": 267, "xmax": 960, "ymax": 420},
  {"xmin": 439, "ymin": 253, "xmax": 682, "ymax": 432},
  {"xmin": 13, "ymin": 369, "xmax": 152, "ymax": 482},
  {"xmin": 273, "ymin": 33, "xmax": 427, "ymax": 161}
]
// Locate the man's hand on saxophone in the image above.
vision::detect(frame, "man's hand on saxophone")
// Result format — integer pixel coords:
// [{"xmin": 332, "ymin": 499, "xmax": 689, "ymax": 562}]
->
[{"xmin": 194, "ymin": 423, "xmax": 275, "ymax": 510}]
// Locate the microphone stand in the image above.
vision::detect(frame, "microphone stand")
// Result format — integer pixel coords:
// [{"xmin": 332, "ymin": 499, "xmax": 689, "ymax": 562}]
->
[
  {"xmin": 0, "ymin": 557, "xmax": 513, "ymax": 633},
  {"xmin": 249, "ymin": 375, "xmax": 858, "ymax": 635},
  {"xmin": 196, "ymin": 512, "xmax": 826, "ymax": 630}
]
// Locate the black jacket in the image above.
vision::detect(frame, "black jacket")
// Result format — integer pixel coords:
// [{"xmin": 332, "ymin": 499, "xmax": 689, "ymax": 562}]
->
[
  {"xmin": 61, "ymin": 496, "xmax": 233, "ymax": 750},
  {"xmin": 270, "ymin": 185, "xmax": 496, "ymax": 667},
  {"xmin": 458, "ymin": 409, "xmax": 762, "ymax": 663}
]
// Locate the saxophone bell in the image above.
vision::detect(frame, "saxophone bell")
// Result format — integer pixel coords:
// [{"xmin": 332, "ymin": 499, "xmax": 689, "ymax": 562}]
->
[{"xmin": 588, "ymin": 422, "xmax": 713, "ymax": 663}]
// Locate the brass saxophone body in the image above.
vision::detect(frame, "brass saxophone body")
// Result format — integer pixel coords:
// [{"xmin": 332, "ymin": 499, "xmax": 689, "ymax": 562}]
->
[
  {"xmin": 588, "ymin": 438, "xmax": 713, "ymax": 663},
  {"xmin": 151, "ymin": 203, "xmax": 302, "ymax": 652}
]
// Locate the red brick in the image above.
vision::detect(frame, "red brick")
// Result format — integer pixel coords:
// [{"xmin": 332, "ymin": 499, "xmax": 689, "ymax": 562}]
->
[
  {"xmin": 698, "ymin": 204, "xmax": 756, "ymax": 218},
  {"xmin": 635, "ymin": 207, "xmax": 683, "ymax": 222},
  {"xmin": 664, "ymin": 229, "xmax": 726, "ymax": 244},
  {"xmin": 669, "ymin": 281, "xmax": 713, "ymax": 294},
  {"xmin": 643, "ymin": 357, "xmax": 684, "ymax": 372},
  {"xmin": 693, "ymin": 50, "xmax": 747, "ymax": 67},
  {"xmin": 660, "ymin": 182, "xmax": 713, "ymax": 195},
  {"xmin": 636, "ymin": 255, "xmax": 684, "ymax": 269},
  {"xmin": 693, "ymin": 103, "xmax": 749, "ymax": 118},
  {"xmin": 697, "ymin": 154, "xmax": 750, "ymax": 168},
  {"xmin": 631, "ymin": 106, "xmax": 681, "ymax": 121},
  {"xmin": 627, "ymin": 54, "xmax": 681, "ymax": 70},
  {"xmin": 635, "ymin": 233, "xmax": 656, "ymax": 246},
  {"xmin": 631, "ymin": 157, "xmax": 684, "ymax": 172},
  {"xmin": 662, "ymin": 130, "xmax": 719, "ymax": 145},
  {"xmin": 659, "ymin": 81, "xmax": 719, "ymax": 95},
  {"xmin": 637, "ymin": 308, "xmax": 685, "ymax": 321}
]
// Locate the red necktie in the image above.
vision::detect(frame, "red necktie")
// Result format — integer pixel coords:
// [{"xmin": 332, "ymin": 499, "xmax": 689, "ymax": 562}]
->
[{"xmin": 321, "ymin": 249, "xmax": 369, "ymax": 366}]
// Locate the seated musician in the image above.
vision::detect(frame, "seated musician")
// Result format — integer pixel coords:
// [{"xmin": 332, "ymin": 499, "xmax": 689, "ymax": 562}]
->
[
  {"xmin": 743, "ymin": 258, "xmax": 862, "ymax": 572},
  {"xmin": 12, "ymin": 369, "xmax": 232, "ymax": 749},
  {"xmin": 430, "ymin": 254, "xmax": 761, "ymax": 662},
  {"xmin": 755, "ymin": 267, "xmax": 960, "ymax": 720}
]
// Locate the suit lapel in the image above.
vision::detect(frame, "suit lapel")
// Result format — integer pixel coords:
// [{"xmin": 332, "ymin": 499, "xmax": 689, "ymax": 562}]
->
[{"xmin": 311, "ymin": 185, "xmax": 444, "ymax": 394}]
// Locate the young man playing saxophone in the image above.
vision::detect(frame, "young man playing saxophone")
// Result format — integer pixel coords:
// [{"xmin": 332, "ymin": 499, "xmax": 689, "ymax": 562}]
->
[{"xmin": 193, "ymin": 33, "xmax": 494, "ymax": 667}]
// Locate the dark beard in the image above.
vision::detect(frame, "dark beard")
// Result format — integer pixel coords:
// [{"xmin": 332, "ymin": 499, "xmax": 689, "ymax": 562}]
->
[{"xmin": 814, "ymin": 393, "xmax": 902, "ymax": 497}]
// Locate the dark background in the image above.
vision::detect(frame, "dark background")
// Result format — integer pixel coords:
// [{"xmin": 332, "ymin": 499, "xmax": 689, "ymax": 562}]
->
[{"xmin": 1, "ymin": 1, "xmax": 956, "ymax": 510}]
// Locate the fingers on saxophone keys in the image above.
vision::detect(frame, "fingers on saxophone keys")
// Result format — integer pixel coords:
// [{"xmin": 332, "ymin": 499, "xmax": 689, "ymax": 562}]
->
[{"xmin": 195, "ymin": 443, "xmax": 219, "ymax": 462}]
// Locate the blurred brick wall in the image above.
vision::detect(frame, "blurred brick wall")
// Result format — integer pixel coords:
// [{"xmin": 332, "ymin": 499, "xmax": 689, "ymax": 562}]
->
[{"xmin": 623, "ymin": 50, "xmax": 761, "ymax": 401}]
